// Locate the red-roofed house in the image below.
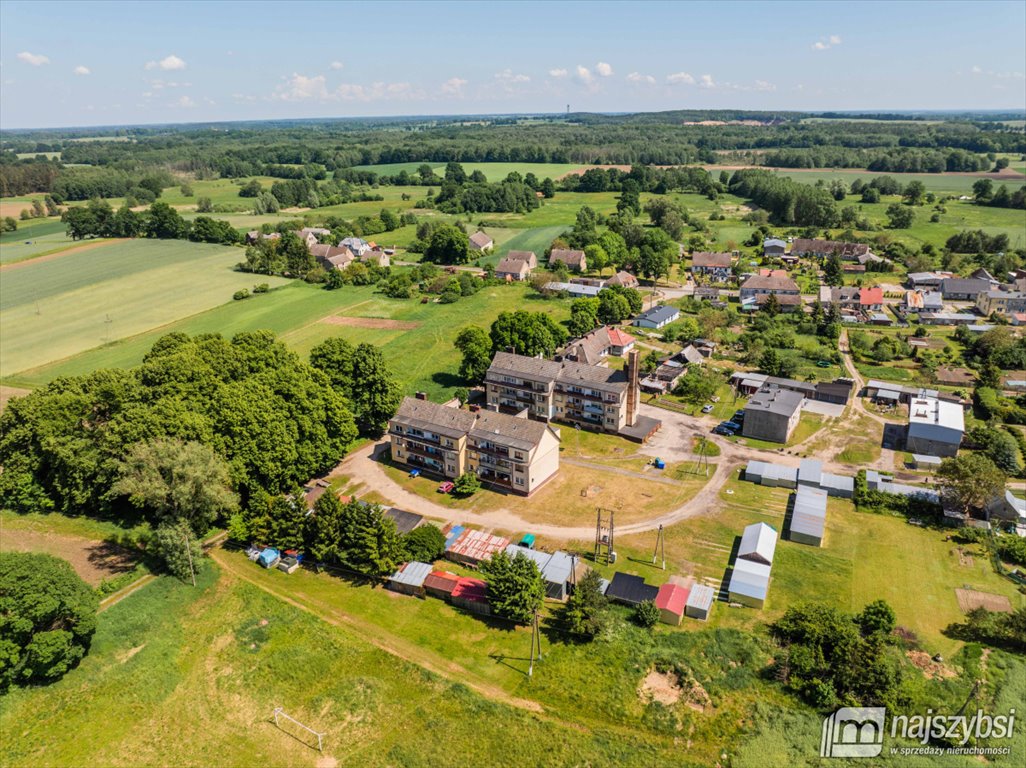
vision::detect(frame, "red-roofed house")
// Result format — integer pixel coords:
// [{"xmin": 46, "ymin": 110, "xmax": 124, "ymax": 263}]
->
[
  {"xmin": 859, "ymin": 287, "xmax": 884, "ymax": 311},
  {"xmin": 1011, "ymin": 312, "xmax": 1026, "ymax": 326},
  {"xmin": 607, "ymin": 328, "xmax": 636, "ymax": 355},
  {"xmin": 654, "ymin": 583, "xmax": 689, "ymax": 626}
]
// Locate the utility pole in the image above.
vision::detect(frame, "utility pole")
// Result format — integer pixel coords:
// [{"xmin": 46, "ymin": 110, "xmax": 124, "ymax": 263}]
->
[
  {"xmin": 183, "ymin": 528, "xmax": 196, "ymax": 586},
  {"xmin": 528, "ymin": 610, "xmax": 542, "ymax": 677},
  {"xmin": 652, "ymin": 524, "xmax": 665, "ymax": 570}
]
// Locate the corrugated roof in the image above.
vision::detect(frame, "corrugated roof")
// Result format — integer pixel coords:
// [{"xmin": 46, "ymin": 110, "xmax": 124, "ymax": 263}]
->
[
  {"xmin": 451, "ymin": 576, "xmax": 488, "ymax": 602},
  {"xmin": 791, "ymin": 486, "xmax": 827, "ymax": 541},
  {"xmin": 728, "ymin": 558, "xmax": 771, "ymax": 601},
  {"xmin": 389, "ymin": 560, "xmax": 433, "ymax": 587},
  {"xmin": 655, "ymin": 583, "xmax": 689, "ymax": 615},
  {"xmin": 446, "ymin": 529, "xmax": 510, "ymax": 563},
  {"xmin": 504, "ymin": 544, "xmax": 574, "ymax": 586},
  {"xmin": 798, "ymin": 458, "xmax": 823, "ymax": 486},
  {"xmin": 686, "ymin": 583, "xmax": 715, "ymax": 611},
  {"xmin": 423, "ymin": 570, "xmax": 460, "ymax": 595},
  {"xmin": 635, "ymin": 305, "xmax": 680, "ymax": 325},
  {"xmin": 738, "ymin": 522, "xmax": 777, "ymax": 565},
  {"xmin": 384, "ymin": 508, "xmax": 424, "ymax": 535}
]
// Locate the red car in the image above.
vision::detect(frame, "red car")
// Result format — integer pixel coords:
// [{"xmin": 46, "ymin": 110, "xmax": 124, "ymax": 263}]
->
[{"xmin": 437, "ymin": 481, "xmax": 455, "ymax": 494}]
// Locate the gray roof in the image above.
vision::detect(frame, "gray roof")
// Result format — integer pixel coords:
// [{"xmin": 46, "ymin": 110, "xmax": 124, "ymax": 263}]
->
[
  {"xmin": 728, "ymin": 558, "xmax": 771, "ymax": 601},
  {"xmin": 798, "ymin": 458, "xmax": 823, "ymax": 486},
  {"xmin": 388, "ymin": 560, "xmax": 433, "ymax": 588},
  {"xmin": 740, "ymin": 274, "xmax": 800, "ymax": 292},
  {"xmin": 791, "ymin": 486, "xmax": 827, "ymax": 541},
  {"xmin": 738, "ymin": 522, "xmax": 777, "ymax": 565},
  {"xmin": 392, "ymin": 397, "xmax": 476, "ymax": 439},
  {"xmin": 549, "ymin": 248, "xmax": 585, "ymax": 267},
  {"xmin": 543, "ymin": 281, "xmax": 601, "ymax": 297},
  {"xmin": 763, "ymin": 238, "xmax": 786, "ymax": 248},
  {"xmin": 504, "ymin": 544, "xmax": 574, "ymax": 586},
  {"xmin": 488, "ymin": 351, "xmax": 562, "ymax": 382},
  {"xmin": 557, "ymin": 359, "xmax": 629, "ymax": 393},
  {"xmin": 686, "ymin": 583, "xmax": 715, "ymax": 611},
  {"xmin": 384, "ymin": 508, "xmax": 424, "ymax": 534},
  {"xmin": 941, "ymin": 278, "xmax": 990, "ymax": 295},
  {"xmin": 469, "ymin": 409, "xmax": 554, "ymax": 452},
  {"xmin": 746, "ymin": 386, "xmax": 804, "ymax": 418},
  {"xmin": 692, "ymin": 252, "xmax": 732, "ymax": 268},
  {"xmin": 635, "ymin": 305, "xmax": 680, "ymax": 325}
]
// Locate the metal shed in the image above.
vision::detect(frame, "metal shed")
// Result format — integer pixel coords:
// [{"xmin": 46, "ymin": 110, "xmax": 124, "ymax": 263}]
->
[
  {"xmin": 911, "ymin": 454, "xmax": 942, "ymax": 470},
  {"xmin": 423, "ymin": 569, "xmax": 461, "ymax": 599},
  {"xmin": 737, "ymin": 522, "xmax": 778, "ymax": 566},
  {"xmin": 503, "ymin": 544, "xmax": 575, "ymax": 600},
  {"xmin": 789, "ymin": 486, "xmax": 828, "ymax": 547},
  {"xmin": 387, "ymin": 561, "xmax": 433, "ymax": 597},
  {"xmin": 685, "ymin": 584, "xmax": 715, "ymax": 621},
  {"xmin": 451, "ymin": 577, "xmax": 491, "ymax": 616},
  {"xmin": 797, "ymin": 458, "xmax": 823, "ymax": 488},
  {"xmin": 384, "ymin": 508, "xmax": 424, "ymax": 535},
  {"xmin": 605, "ymin": 572, "xmax": 660, "ymax": 606},
  {"xmin": 445, "ymin": 529, "xmax": 510, "ymax": 566},
  {"xmin": 654, "ymin": 583, "xmax": 689, "ymax": 626},
  {"xmin": 728, "ymin": 558, "xmax": 772, "ymax": 608}
]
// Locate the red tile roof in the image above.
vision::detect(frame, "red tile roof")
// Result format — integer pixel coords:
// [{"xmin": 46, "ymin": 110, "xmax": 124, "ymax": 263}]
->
[
  {"xmin": 655, "ymin": 583, "xmax": 689, "ymax": 615},
  {"xmin": 859, "ymin": 287, "xmax": 884, "ymax": 306},
  {"xmin": 607, "ymin": 328, "xmax": 636, "ymax": 347},
  {"xmin": 451, "ymin": 576, "xmax": 488, "ymax": 603}
]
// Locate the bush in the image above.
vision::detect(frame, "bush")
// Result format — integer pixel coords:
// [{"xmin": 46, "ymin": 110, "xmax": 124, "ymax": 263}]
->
[
  {"xmin": 452, "ymin": 472, "xmax": 481, "ymax": 497},
  {"xmin": 232, "ymin": 289, "xmax": 249, "ymax": 300},
  {"xmin": 252, "ymin": 283, "xmax": 270, "ymax": 294},
  {"xmin": 633, "ymin": 600, "xmax": 660, "ymax": 628},
  {"xmin": 439, "ymin": 290, "xmax": 461, "ymax": 304},
  {"xmin": 401, "ymin": 524, "xmax": 447, "ymax": 563}
]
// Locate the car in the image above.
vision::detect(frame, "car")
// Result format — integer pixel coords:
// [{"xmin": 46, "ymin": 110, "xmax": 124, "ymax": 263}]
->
[
  {"xmin": 701, "ymin": 404, "xmax": 714, "ymax": 414},
  {"xmin": 712, "ymin": 425, "xmax": 733, "ymax": 436},
  {"xmin": 733, "ymin": 410, "xmax": 746, "ymax": 421},
  {"xmin": 721, "ymin": 421, "xmax": 741, "ymax": 431},
  {"xmin": 409, "ymin": 468, "xmax": 421, "ymax": 478},
  {"xmin": 437, "ymin": 481, "xmax": 455, "ymax": 493}
]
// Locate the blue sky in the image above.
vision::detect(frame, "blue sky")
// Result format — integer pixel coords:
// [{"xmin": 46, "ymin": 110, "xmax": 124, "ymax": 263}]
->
[{"xmin": 1, "ymin": 0, "xmax": 1024, "ymax": 129}]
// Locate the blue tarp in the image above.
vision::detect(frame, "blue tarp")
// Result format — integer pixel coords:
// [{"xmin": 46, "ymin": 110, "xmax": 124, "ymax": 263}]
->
[
  {"xmin": 444, "ymin": 525, "xmax": 465, "ymax": 550},
  {"xmin": 257, "ymin": 548, "xmax": 279, "ymax": 568}
]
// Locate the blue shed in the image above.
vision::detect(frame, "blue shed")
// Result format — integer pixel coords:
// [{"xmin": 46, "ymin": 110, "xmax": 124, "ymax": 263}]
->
[{"xmin": 257, "ymin": 548, "xmax": 280, "ymax": 568}]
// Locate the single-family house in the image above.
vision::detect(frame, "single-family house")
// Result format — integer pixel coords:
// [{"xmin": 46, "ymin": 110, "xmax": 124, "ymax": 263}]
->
[
  {"xmin": 549, "ymin": 248, "xmax": 587, "ymax": 272},
  {"xmin": 763, "ymin": 238, "xmax": 787, "ymax": 257},
  {"xmin": 561, "ymin": 326, "xmax": 636, "ymax": 365},
  {"xmin": 495, "ymin": 256, "xmax": 532, "ymax": 281},
  {"xmin": 469, "ymin": 231, "xmax": 494, "ymax": 252},
  {"xmin": 604, "ymin": 270, "xmax": 640, "ymax": 289},
  {"xmin": 506, "ymin": 250, "xmax": 538, "ymax": 269},
  {"xmin": 339, "ymin": 236, "xmax": 372, "ymax": 256},
  {"xmin": 690, "ymin": 252, "xmax": 733, "ymax": 282},
  {"xmin": 633, "ymin": 305, "xmax": 680, "ymax": 329}
]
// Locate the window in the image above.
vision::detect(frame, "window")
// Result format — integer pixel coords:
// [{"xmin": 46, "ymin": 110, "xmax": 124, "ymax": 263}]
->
[
  {"xmin": 396, "ymin": 450, "xmax": 403, "ymax": 458},
  {"xmin": 514, "ymin": 451, "xmax": 525, "ymax": 461},
  {"xmin": 393, "ymin": 425, "xmax": 403, "ymax": 434},
  {"xmin": 606, "ymin": 418, "xmax": 614, "ymax": 425},
  {"xmin": 515, "ymin": 477, "xmax": 525, "ymax": 486},
  {"xmin": 447, "ymin": 465, "xmax": 455, "ymax": 473}
]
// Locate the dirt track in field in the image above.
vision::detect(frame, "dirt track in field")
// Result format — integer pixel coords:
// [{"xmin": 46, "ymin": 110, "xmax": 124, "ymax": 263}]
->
[
  {"xmin": 0, "ymin": 238, "xmax": 126, "ymax": 271},
  {"xmin": 0, "ymin": 529, "xmax": 138, "ymax": 586},
  {"xmin": 319, "ymin": 315, "xmax": 422, "ymax": 330},
  {"xmin": 955, "ymin": 588, "xmax": 1013, "ymax": 613}
]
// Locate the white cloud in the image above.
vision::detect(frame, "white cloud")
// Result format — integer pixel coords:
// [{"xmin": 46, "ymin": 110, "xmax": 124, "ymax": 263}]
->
[
  {"xmin": 812, "ymin": 34, "xmax": 842, "ymax": 51},
  {"xmin": 575, "ymin": 65, "xmax": 593, "ymax": 85},
  {"xmin": 971, "ymin": 65, "xmax": 983, "ymax": 74},
  {"xmin": 753, "ymin": 79, "xmax": 776, "ymax": 92},
  {"xmin": 17, "ymin": 51, "xmax": 49, "ymax": 66},
  {"xmin": 495, "ymin": 68, "xmax": 530, "ymax": 84},
  {"xmin": 698, "ymin": 74, "xmax": 715, "ymax": 89},
  {"xmin": 441, "ymin": 76, "xmax": 468, "ymax": 97},
  {"xmin": 667, "ymin": 71, "xmax": 695, "ymax": 85},
  {"xmin": 330, "ymin": 61, "xmax": 344, "ymax": 70},
  {"xmin": 626, "ymin": 72, "xmax": 656, "ymax": 85},
  {"xmin": 275, "ymin": 73, "xmax": 330, "ymax": 101},
  {"xmin": 596, "ymin": 61, "xmax": 613, "ymax": 77},
  {"xmin": 548, "ymin": 68, "xmax": 568, "ymax": 78},
  {"xmin": 73, "ymin": 65, "xmax": 91, "ymax": 76},
  {"xmin": 146, "ymin": 54, "xmax": 186, "ymax": 71},
  {"xmin": 150, "ymin": 80, "xmax": 191, "ymax": 90},
  {"xmin": 174, "ymin": 95, "xmax": 196, "ymax": 108}
]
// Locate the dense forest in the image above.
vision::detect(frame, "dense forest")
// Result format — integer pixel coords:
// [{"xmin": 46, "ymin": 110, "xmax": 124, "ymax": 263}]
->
[{"xmin": 2, "ymin": 110, "xmax": 1024, "ymax": 197}]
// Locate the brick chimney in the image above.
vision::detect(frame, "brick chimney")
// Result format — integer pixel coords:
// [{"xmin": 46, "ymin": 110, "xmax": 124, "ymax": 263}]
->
[{"xmin": 625, "ymin": 349, "xmax": 640, "ymax": 427}]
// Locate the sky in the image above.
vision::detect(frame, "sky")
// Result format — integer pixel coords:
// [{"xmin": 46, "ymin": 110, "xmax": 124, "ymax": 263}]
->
[{"xmin": 1, "ymin": 0, "xmax": 1024, "ymax": 129}]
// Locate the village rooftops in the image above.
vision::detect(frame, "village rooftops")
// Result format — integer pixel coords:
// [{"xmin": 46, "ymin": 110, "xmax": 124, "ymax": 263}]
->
[
  {"xmin": 691, "ymin": 252, "xmax": 733, "ymax": 268},
  {"xmin": 745, "ymin": 386, "xmax": 804, "ymax": 418},
  {"xmin": 790, "ymin": 238, "xmax": 869, "ymax": 258},
  {"xmin": 908, "ymin": 396, "xmax": 965, "ymax": 433},
  {"xmin": 487, "ymin": 351, "xmax": 563, "ymax": 383},
  {"xmin": 634, "ymin": 305, "xmax": 680, "ymax": 326},
  {"xmin": 469, "ymin": 231, "xmax": 493, "ymax": 249},
  {"xmin": 392, "ymin": 395, "xmax": 555, "ymax": 450},
  {"xmin": 739, "ymin": 274, "xmax": 801, "ymax": 292},
  {"xmin": 487, "ymin": 351, "xmax": 629, "ymax": 394},
  {"xmin": 549, "ymin": 248, "xmax": 586, "ymax": 268},
  {"xmin": 495, "ymin": 257, "xmax": 531, "ymax": 276},
  {"xmin": 505, "ymin": 250, "xmax": 538, "ymax": 267},
  {"xmin": 468, "ymin": 409, "xmax": 554, "ymax": 452}
]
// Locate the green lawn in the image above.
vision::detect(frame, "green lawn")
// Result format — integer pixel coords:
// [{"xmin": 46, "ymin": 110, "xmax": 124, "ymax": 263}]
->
[
  {"xmin": 6, "ymin": 279, "xmax": 569, "ymax": 403},
  {"xmin": 0, "ymin": 218, "xmax": 79, "ymax": 264},
  {"xmin": 0, "ymin": 239, "xmax": 291, "ymax": 378}
]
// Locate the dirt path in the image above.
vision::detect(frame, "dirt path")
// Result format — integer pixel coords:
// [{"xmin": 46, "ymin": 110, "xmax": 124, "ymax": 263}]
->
[
  {"xmin": 210, "ymin": 547, "xmax": 549, "ymax": 716},
  {"xmin": 0, "ymin": 238, "xmax": 127, "ymax": 271},
  {"xmin": 0, "ymin": 385, "xmax": 31, "ymax": 413},
  {"xmin": 0, "ymin": 528, "xmax": 139, "ymax": 586},
  {"xmin": 99, "ymin": 574, "xmax": 157, "ymax": 612}
]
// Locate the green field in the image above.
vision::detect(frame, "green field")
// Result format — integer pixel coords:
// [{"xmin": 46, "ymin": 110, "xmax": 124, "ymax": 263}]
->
[
  {"xmin": 0, "ymin": 239, "xmax": 290, "ymax": 378},
  {"xmin": 5, "ymin": 279, "xmax": 569, "ymax": 400},
  {"xmin": 0, "ymin": 218, "xmax": 80, "ymax": 264},
  {"xmin": 766, "ymin": 168, "xmax": 1021, "ymax": 195}
]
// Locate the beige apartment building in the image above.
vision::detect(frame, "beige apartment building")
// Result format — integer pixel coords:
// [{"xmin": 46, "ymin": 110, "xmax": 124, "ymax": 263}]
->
[{"xmin": 388, "ymin": 395, "xmax": 561, "ymax": 495}]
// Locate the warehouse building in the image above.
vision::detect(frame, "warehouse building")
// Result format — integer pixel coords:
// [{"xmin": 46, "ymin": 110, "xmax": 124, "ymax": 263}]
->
[
  {"xmin": 789, "ymin": 486, "xmax": 828, "ymax": 547},
  {"xmin": 737, "ymin": 522, "xmax": 778, "ymax": 566},
  {"xmin": 742, "ymin": 386, "xmax": 804, "ymax": 444},
  {"xmin": 906, "ymin": 396, "xmax": 964, "ymax": 457},
  {"xmin": 727, "ymin": 558, "xmax": 773, "ymax": 609}
]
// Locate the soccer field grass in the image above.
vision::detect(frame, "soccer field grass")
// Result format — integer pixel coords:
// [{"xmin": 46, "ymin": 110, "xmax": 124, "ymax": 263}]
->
[{"xmin": 0, "ymin": 239, "xmax": 289, "ymax": 377}]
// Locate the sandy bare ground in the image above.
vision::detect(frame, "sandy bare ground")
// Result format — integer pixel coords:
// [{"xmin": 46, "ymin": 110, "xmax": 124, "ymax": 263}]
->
[
  {"xmin": 319, "ymin": 316, "xmax": 422, "ymax": 330},
  {"xmin": 955, "ymin": 588, "xmax": 1013, "ymax": 613},
  {"xmin": 0, "ymin": 528, "xmax": 138, "ymax": 586},
  {"xmin": 0, "ymin": 237, "xmax": 126, "ymax": 271},
  {"xmin": 0, "ymin": 385, "xmax": 31, "ymax": 413},
  {"xmin": 0, "ymin": 200, "xmax": 37, "ymax": 218}
]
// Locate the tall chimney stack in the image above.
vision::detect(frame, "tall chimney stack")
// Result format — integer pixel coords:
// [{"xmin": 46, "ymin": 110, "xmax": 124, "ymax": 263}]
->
[{"xmin": 626, "ymin": 349, "xmax": 640, "ymax": 427}]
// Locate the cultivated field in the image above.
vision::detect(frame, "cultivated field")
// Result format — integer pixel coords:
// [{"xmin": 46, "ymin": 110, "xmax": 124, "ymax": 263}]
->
[{"xmin": 0, "ymin": 239, "xmax": 289, "ymax": 378}]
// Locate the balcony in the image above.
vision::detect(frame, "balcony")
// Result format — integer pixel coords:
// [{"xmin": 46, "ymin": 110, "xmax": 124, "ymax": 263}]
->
[
  {"xmin": 474, "ymin": 441, "xmax": 509, "ymax": 457},
  {"xmin": 404, "ymin": 454, "xmax": 443, "ymax": 471},
  {"xmin": 392, "ymin": 427, "xmax": 439, "ymax": 445},
  {"xmin": 474, "ymin": 452, "xmax": 513, "ymax": 470},
  {"xmin": 404, "ymin": 441, "xmax": 446, "ymax": 460},
  {"xmin": 477, "ymin": 467, "xmax": 513, "ymax": 486}
]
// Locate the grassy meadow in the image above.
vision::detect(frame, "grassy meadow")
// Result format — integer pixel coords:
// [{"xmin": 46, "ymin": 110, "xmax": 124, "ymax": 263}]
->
[{"xmin": 0, "ymin": 239, "xmax": 290, "ymax": 378}]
